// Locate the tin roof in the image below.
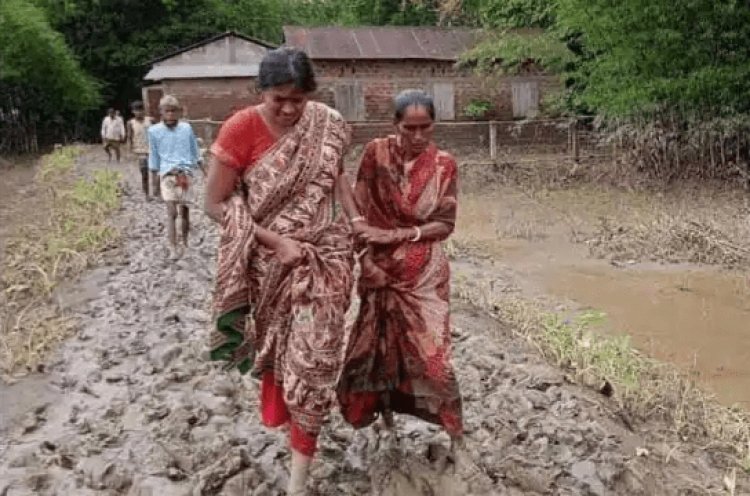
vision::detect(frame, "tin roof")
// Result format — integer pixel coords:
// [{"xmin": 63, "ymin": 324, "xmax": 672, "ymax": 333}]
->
[
  {"xmin": 144, "ymin": 64, "xmax": 259, "ymax": 81},
  {"xmin": 146, "ymin": 31, "xmax": 276, "ymax": 66},
  {"xmin": 283, "ymin": 26, "xmax": 480, "ymax": 61}
]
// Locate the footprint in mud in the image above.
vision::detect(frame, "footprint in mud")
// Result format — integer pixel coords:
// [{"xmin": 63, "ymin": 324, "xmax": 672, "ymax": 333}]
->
[
  {"xmin": 370, "ymin": 450, "xmax": 486, "ymax": 496},
  {"xmin": 346, "ymin": 425, "xmax": 493, "ymax": 496}
]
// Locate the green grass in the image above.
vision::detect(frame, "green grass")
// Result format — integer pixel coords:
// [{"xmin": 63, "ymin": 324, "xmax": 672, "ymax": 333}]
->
[{"xmin": 1, "ymin": 146, "xmax": 122, "ymax": 372}]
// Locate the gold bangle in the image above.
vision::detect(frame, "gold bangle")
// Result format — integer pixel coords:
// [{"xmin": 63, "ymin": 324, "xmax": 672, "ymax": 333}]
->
[{"xmin": 410, "ymin": 226, "xmax": 422, "ymax": 242}]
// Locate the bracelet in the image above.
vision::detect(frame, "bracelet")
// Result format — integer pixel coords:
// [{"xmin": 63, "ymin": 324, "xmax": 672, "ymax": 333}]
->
[
  {"xmin": 350, "ymin": 215, "xmax": 365, "ymax": 224},
  {"xmin": 410, "ymin": 226, "xmax": 422, "ymax": 242}
]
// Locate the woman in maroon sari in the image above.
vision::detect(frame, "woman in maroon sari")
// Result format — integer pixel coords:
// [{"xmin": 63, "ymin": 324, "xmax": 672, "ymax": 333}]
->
[
  {"xmin": 204, "ymin": 48, "xmax": 358, "ymax": 495},
  {"xmin": 338, "ymin": 90, "xmax": 465, "ymax": 452}
]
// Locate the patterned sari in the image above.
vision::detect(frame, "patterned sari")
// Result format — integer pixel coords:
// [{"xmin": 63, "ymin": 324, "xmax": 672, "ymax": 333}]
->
[
  {"xmin": 337, "ymin": 136, "xmax": 463, "ymax": 436},
  {"xmin": 210, "ymin": 102, "xmax": 354, "ymax": 455}
]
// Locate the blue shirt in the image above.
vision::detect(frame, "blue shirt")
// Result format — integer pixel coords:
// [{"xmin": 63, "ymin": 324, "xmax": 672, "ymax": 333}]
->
[{"xmin": 148, "ymin": 121, "xmax": 200, "ymax": 176}]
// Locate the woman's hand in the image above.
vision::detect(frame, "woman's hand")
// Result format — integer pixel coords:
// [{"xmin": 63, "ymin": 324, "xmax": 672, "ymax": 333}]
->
[
  {"xmin": 351, "ymin": 220, "xmax": 369, "ymax": 236},
  {"xmin": 205, "ymin": 159, "xmax": 239, "ymax": 223},
  {"xmin": 356, "ymin": 225, "xmax": 411, "ymax": 245},
  {"xmin": 272, "ymin": 237, "xmax": 304, "ymax": 267},
  {"xmin": 359, "ymin": 253, "xmax": 389, "ymax": 288}
]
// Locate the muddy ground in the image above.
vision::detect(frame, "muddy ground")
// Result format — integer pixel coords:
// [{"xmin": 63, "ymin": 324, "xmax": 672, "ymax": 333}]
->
[{"xmin": 0, "ymin": 148, "xmax": 747, "ymax": 495}]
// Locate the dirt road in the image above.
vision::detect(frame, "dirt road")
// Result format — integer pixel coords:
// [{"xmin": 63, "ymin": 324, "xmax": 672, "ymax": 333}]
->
[{"xmin": 0, "ymin": 149, "xmax": 744, "ymax": 495}]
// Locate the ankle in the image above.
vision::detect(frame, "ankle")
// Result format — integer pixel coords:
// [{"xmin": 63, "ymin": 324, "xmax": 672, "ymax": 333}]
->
[{"xmin": 288, "ymin": 449, "xmax": 312, "ymax": 495}]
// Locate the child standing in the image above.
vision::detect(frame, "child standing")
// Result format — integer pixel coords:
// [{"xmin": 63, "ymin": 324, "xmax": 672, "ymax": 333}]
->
[{"xmin": 148, "ymin": 95, "xmax": 202, "ymax": 257}]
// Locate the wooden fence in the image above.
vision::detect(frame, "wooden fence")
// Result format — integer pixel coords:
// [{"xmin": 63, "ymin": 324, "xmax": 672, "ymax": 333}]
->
[{"xmin": 188, "ymin": 117, "xmax": 610, "ymax": 161}]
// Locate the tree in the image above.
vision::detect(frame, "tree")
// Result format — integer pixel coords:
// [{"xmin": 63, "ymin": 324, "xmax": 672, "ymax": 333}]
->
[
  {"xmin": 555, "ymin": 0, "xmax": 750, "ymax": 120},
  {"xmin": 37, "ymin": 0, "xmax": 225, "ymax": 117},
  {"xmin": 0, "ymin": 0, "xmax": 99, "ymax": 152}
]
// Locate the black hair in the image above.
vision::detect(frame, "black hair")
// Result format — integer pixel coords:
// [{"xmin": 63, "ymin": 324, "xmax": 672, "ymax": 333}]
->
[
  {"xmin": 394, "ymin": 89, "xmax": 435, "ymax": 121},
  {"xmin": 258, "ymin": 48, "xmax": 317, "ymax": 93},
  {"xmin": 107, "ymin": 107, "xmax": 115, "ymax": 113},
  {"xmin": 130, "ymin": 100, "xmax": 144, "ymax": 111}
]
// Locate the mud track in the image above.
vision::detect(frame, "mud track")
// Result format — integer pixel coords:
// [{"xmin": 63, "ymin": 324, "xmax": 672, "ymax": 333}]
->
[{"xmin": 0, "ymin": 149, "xmax": 743, "ymax": 495}]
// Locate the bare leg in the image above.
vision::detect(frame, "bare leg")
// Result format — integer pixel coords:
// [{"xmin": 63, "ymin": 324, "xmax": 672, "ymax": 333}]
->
[
  {"xmin": 382, "ymin": 409, "xmax": 395, "ymax": 430},
  {"xmin": 151, "ymin": 172, "xmax": 161, "ymax": 199},
  {"xmin": 140, "ymin": 166, "xmax": 149, "ymax": 198},
  {"xmin": 381, "ymin": 390, "xmax": 394, "ymax": 430},
  {"xmin": 288, "ymin": 449, "xmax": 312, "ymax": 496},
  {"xmin": 166, "ymin": 201, "xmax": 177, "ymax": 247},
  {"xmin": 179, "ymin": 204, "xmax": 189, "ymax": 246}
]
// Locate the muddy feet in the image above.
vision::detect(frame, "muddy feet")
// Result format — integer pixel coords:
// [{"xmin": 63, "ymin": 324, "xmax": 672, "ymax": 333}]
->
[{"xmin": 449, "ymin": 440, "xmax": 494, "ymax": 493}]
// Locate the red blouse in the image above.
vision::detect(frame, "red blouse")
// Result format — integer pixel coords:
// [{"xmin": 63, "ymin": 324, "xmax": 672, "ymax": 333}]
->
[{"xmin": 210, "ymin": 106, "xmax": 275, "ymax": 173}]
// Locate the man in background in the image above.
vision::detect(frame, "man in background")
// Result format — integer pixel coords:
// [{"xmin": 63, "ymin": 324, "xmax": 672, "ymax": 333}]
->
[
  {"xmin": 101, "ymin": 108, "xmax": 125, "ymax": 163},
  {"xmin": 127, "ymin": 101, "xmax": 157, "ymax": 199}
]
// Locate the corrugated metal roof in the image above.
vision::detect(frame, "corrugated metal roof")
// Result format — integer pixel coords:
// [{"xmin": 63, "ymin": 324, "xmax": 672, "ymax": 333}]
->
[
  {"xmin": 144, "ymin": 64, "xmax": 259, "ymax": 81},
  {"xmin": 146, "ymin": 31, "xmax": 276, "ymax": 66},
  {"xmin": 283, "ymin": 26, "xmax": 480, "ymax": 61}
]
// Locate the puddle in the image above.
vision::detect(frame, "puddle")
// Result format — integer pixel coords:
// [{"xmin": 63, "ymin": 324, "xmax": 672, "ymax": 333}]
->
[
  {"xmin": 458, "ymin": 187, "xmax": 750, "ymax": 409},
  {"xmin": 545, "ymin": 266, "xmax": 750, "ymax": 408}
]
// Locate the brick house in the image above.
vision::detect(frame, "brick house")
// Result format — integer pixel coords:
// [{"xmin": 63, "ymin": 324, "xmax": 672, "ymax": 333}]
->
[
  {"xmin": 283, "ymin": 26, "xmax": 557, "ymax": 122},
  {"xmin": 143, "ymin": 27, "xmax": 556, "ymax": 124},
  {"xmin": 142, "ymin": 32, "xmax": 275, "ymax": 121}
]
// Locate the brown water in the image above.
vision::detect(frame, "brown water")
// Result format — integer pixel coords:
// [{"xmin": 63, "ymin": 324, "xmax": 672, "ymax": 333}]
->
[
  {"xmin": 457, "ymin": 187, "xmax": 750, "ymax": 409},
  {"xmin": 545, "ymin": 266, "xmax": 750, "ymax": 408}
]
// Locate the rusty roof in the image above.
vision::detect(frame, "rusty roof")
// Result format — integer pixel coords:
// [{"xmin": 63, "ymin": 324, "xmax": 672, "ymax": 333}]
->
[{"xmin": 283, "ymin": 26, "xmax": 480, "ymax": 61}]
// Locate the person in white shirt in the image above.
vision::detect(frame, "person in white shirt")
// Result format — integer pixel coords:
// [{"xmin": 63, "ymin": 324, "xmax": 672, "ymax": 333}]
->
[{"xmin": 101, "ymin": 108, "xmax": 125, "ymax": 163}]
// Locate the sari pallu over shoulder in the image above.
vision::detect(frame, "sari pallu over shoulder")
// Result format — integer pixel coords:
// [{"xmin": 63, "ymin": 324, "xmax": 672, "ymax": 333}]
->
[
  {"xmin": 209, "ymin": 101, "xmax": 353, "ymax": 377},
  {"xmin": 338, "ymin": 136, "xmax": 463, "ymax": 436}
]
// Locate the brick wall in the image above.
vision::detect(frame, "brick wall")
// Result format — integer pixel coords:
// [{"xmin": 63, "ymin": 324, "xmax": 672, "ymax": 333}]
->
[
  {"xmin": 148, "ymin": 61, "xmax": 559, "ymax": 123},
  {"xmin": 311, "ymin": 59, "xmax": 559, "ymax": 122},
  {"xmin": 348, "ymin": 121, "xmax": 567, "ymax": 151},
  {"xmin": 162, "ymin": 78, "xmax": 261, "ymax": 121}
]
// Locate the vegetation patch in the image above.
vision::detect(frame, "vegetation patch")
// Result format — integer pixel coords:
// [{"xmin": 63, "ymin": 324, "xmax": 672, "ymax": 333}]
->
[
  {"xmin": 0, "ymin": 146, "xmax": 121, "ymax": 373},
  {"xmin": 586, "ymin": 212, "xmax": 750, "ymax": 269}
]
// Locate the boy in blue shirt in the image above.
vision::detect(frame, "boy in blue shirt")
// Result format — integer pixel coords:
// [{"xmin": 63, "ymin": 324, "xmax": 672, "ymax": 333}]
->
[{"xmin": 148, "ymin": 95, "xmax": 203, "ymax": 256}]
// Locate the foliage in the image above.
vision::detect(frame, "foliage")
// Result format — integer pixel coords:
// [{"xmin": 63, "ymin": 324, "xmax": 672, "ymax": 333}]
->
[
  {"xmin": 464, "ymin": 99, "xmax": 491, "ymax": 118},
  {"xmin": 447, "ymin": 0, "xmax": 556, "ymax": 28},
  {"xmin": 0, "ymin": 0, "xmax": 99, "ymax": 153},
  {"xmin": 0, "ymin": 0, "xmax": 98, "ymax": 110},
  {"xmin": 462, "ymin": 29, "xmax": 572, "ymax": 75},
  {"xmin": 556, "ymin": 0, "xmax": 750, "ymax": 121},
  {"xmin": 33, "ymin": 0, "xmax": 226, "ymax": 139}
]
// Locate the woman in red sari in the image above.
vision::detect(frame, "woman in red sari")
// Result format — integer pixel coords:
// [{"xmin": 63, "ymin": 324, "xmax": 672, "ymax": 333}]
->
[
  {"xmin": 204, "ymin": 48, "xmax": 358, "ymax": 495},
  {"xmin": 338, "ymin": 90, "xmax": 466, "ymax": 454}
]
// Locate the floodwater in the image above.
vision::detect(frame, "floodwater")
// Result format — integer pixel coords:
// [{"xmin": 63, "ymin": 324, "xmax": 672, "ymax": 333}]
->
[
  {"xmin": 546, "ymin": 266, "xmax": 750, "ymax": 408},
  {"xmin": 458, "ymin": 187, "xmax": 750, "ymax": 409}
]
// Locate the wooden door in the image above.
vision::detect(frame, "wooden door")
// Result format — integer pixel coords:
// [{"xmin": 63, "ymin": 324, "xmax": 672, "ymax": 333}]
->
[
  {"xmin": 511, "ymin": 81, "xmax": 539, "ymax": 119},
  {"xmin": 431, "ymin": 82, "xmax": 455, "ymax": 121},
  {"xmin": 334, "ymin": 83, "xmax": 365, "ymax": 121}
]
